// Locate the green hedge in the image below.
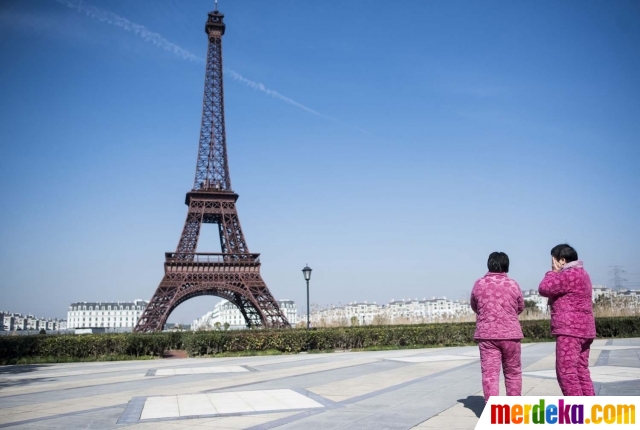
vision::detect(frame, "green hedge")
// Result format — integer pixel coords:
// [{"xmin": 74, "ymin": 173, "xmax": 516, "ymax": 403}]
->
[
  {"xmin": 1, "ymin": 317, "xmax": 638, "ymax": 365},
  {"xmin": 0, "ymin": 332, "xmax": 184, "ymax": 365}
]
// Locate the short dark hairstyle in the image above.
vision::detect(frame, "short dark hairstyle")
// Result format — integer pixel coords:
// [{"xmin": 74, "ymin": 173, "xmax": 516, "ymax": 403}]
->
[
  {"xmin": 487, "ymin": 252, "xmax": 509, "ymax": 273},
  {"xmin": 551, "ymin": 244, "xmax": 578, "ymax": 263}
]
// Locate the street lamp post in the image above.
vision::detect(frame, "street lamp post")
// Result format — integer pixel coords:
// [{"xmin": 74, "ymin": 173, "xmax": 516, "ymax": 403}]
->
[{"xmin": 302, "ymin": 265, "xmax": 312, "ymax": 329}]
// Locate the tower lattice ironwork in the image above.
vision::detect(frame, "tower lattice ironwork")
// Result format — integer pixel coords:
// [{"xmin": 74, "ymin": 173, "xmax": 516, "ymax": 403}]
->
[{"xmin": 135, "ymin": 8, "xmax": 290, "ymax": 332}]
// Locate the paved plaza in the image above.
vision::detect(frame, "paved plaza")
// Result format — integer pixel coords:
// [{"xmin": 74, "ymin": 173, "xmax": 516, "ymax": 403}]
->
[{"xmin": 1, "ymin": 338, "xmax": 639, "ymax": 429}]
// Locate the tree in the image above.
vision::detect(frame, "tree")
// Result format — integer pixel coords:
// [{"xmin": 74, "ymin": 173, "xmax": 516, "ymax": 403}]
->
[
  {"xmin": 38, "ymin": 328, "xmax": 46, "ymax": 335},
  {"xmin": 350, "ymin": 316, "xmax": 359, "ymax": 326},
  {"xmin": 214, "ymin": 322, "xmax": 222, "ymax": 331},
  {"xmin": 223, "ymin": 322, "xmax": 230, "ymax": 331},
  {"xmin": 524, "ymin": 300, "xmax": 539, "ymax": 314}
]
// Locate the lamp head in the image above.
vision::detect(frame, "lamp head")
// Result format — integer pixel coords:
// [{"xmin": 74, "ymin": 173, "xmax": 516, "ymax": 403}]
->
[{"xmin": 302, "ymin": 265, "xmax": 312, "ymax": 281}]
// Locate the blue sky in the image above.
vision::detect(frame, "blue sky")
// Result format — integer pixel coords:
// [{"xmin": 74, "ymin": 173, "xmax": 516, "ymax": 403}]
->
[{"xmin": 1, "ymin": 0, "xmax": 639, "ymax": 324}]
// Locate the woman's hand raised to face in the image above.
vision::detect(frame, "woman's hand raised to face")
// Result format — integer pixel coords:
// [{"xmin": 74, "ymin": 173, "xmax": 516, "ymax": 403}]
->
[{"xmin": 552, "ymin": 257, "xmax": 564, "ymax": 272}]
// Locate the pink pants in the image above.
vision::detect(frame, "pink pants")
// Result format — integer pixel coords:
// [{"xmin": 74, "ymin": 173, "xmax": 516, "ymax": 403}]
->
[
  {"xmin": 556, "ymin": 335, "xmax": 595, "ymax": 396},
  {"xmin": 478, "ymin": 340, "xmax": 522, "ymax": 402}
]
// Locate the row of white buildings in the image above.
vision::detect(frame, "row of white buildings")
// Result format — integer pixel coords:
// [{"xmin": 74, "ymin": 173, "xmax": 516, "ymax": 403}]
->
[
  {"xmin": 192, "ymin": 299, "xmax": 298, "ymax": 330},
  {"xmin": 1, "ymin": 312, "xmax": 66, "ymax": 332},
  {"xmin": 523, "ymin": 286, "xmax": 640, "ymax": 313},
  {"xmin": 309, "ymin": 286, "xmax": 640, "ymax": 326},
  {"xmin": 306, "ymin": 297, "xmax": 474, "ymax": 326},
  {"xmin": 66, "ymin": 300, "xmax": 148, "ymax": 331}
]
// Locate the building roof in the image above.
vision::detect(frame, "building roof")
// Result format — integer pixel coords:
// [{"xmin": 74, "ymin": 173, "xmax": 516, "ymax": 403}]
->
[{"xmin": 69, "ymin": 300, "xmax": 148, "ymax": 307}]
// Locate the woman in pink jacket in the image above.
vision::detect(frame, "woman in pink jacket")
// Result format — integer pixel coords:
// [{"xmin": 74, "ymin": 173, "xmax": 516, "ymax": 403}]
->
[
  {"xmin": 539, "ymin": 244, "xmax": 596, "ymax": 396},
  {"xmin": 471, "ymin": 252, "xmax": 525, "ymax": 402}
]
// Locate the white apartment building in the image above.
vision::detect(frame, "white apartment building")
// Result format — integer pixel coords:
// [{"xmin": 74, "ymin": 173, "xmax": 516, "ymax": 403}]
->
[
  {"xmin": 67, "ymin": 300, "xmax": 148, "ymax": 330},
  {"xmin": 388, "ymin": 297, "xmax": 472, "ymax": 319},
  {"xmin": 307, "ymin": 306, "xmax": 349, "ymax": 326},
  {"xmin": 344, "ymin": 302, "xmax": 380, "ymax": 325},
  {"xmin": 192, "ymin": 299, "xmax": 298, "ymax": 330},
  {"xmin": 593, "ymin": 285, "xmax": 616, "ymax": 302},
  {"xmin": 522, "ymin": 289, "xmax": 548, "ymax": 312}
]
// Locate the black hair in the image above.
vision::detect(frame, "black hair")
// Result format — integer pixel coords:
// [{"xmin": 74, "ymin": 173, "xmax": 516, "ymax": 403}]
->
[
  {"xmin": 551, "ymin": 244, "xmax": 578, "ymax": 263},
  {"xmin": 487, "ymin": 252, "xmax": 509, "ymax": 273}
]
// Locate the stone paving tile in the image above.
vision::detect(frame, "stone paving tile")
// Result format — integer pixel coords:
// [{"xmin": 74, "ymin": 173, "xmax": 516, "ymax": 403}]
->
[
  {"xmin": 387, "ymin": 354, "xmax": 479, "ymax": 363},
  {"xmin": 592, "ymin": 345, "xmax": 640, "ymax": 350},
  {"xmin": 599, "ymin": 379, "xmax": 640, "ymax": 395},
  {"xmin": 214, "ymin": 358, "xmax": 408, "ymax": 394},
  {"xmin": 308, "ymin": 360, "xmax": 465, "ymax": 402},
  {"xmin": 155, "ymin": 366, "xmax": 248, "ymax": 376},
  {"xmin": 140, "ymin": 395, "xmax": 179, "ymax": 420},
  {"xmin": 413, "ymin": 415, "xmax": 479, "ymax": 429},
  {"xmin": 524, "ymin": 365, "xmax": 640, "ymax": 383},
  {"xmin": 137, "ymin": 389, "xmax": 324, "ymax": 421},
  {"xmin": 177, "ymin": 393, "xmax": 218, "ymax": 416}
]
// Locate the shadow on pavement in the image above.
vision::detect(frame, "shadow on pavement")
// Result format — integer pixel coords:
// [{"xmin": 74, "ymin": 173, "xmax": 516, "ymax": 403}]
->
[
  {"xmin": 0, "ymin": 364, "xmax": 52, "ymax": 375},
  {"xmin": 0, "ymin": 364, "xmax": 55, "ymax": 389},
  {"xmin": 0, "ymin": 377, "xmax": 53, "ymax": 389},
  {"xmin": 458, "ymin": 395, "xmax": 485, "ymax": 418}
]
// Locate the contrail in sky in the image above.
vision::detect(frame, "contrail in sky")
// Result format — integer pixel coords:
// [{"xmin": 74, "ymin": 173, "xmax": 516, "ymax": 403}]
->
[
  {"xmin": 55, "ymin": 0, "xmax": 201, "ymax": 62},
  {"xmin": 224, "ymin": 69, "xmax": 322, "ymax": 117},
  {"xmin": 55, "ymin": 0, "xmax": 369, "ymax": 134}
]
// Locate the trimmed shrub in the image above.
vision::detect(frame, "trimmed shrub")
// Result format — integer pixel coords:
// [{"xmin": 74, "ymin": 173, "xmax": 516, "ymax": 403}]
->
[{"xmin": 0, "ymin": 317, "xmax": 638, "ymax": 365}]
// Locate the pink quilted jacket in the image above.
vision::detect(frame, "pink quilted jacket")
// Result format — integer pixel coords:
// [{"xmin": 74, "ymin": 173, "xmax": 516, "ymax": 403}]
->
[
  {"xmin": 470, "ymin": 272, "xmax": 524, "ymax": 340},
  {"xmin": 538, "ymin": 260, "xmax": 596, "ymax": 339}
]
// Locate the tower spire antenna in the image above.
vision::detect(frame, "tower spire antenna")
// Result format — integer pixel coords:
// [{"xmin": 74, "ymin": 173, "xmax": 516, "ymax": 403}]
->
[{"xmin": 214, "ymin": 0, "xmax": 218, "ymax": 11}]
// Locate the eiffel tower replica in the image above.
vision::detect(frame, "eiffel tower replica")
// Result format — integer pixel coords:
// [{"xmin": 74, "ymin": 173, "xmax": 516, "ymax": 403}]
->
[{"xmin": 135, "ymin": 7, "xmax": 290, "ymax": 332}]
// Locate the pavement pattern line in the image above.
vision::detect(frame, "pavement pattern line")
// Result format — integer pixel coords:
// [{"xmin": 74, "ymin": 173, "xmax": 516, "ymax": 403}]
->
[{"xmin": 308, "ymin": 360, "xmax": 471, "ymax": 402}]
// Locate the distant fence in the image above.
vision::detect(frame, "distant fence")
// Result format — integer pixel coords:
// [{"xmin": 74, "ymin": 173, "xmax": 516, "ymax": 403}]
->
[
  {"xmin": 0, "ymin": 328, "xmax": 134, "ymax": 336},
  {"xmin": 0, "ymin": 330, "xmax": 75, "ymax": 336}
]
